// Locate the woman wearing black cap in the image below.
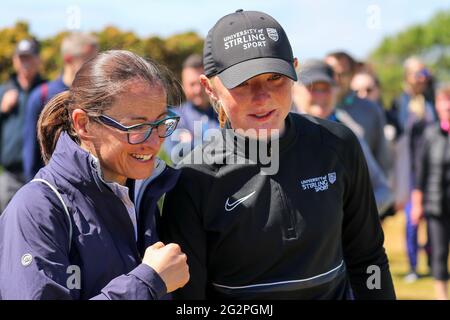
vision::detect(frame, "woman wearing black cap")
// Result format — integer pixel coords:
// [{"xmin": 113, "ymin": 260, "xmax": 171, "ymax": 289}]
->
[{"xmin": 161, "ymin": 9, "xmax": 396, "ymax": 300}]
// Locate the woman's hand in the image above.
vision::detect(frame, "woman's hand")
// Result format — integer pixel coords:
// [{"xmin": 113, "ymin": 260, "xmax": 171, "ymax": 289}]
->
[
  {"xmin": 410, "ymin": 189, "xmax": 424, "ymax": 226},
  {"xmin": 143, "ymin": 242, "xmax": 190, "ymax": 293}
]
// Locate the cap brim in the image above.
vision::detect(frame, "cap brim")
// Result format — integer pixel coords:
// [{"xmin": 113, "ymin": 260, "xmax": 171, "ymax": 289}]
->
[
  {"xmin": 298, "ymin": 74, "xmax": 335, "ymax": 86},
  {"xmin": 15, "ymin": 51, "xmax": 36, "ymax": 56},
  {"xmin": 217, "ymin": 57, "xmax": 297, "ymax": 89}
]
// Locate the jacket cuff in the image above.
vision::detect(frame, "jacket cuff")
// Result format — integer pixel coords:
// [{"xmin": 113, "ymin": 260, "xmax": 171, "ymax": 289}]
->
[{"xmin": 128, "ymin": 264, "xmax": 167, "ymax": 299}]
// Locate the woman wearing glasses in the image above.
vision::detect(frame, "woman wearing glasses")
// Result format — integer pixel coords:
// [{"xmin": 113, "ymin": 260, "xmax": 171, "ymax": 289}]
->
[{"xmin": 0, "ymin": 50, "xmax": 189, "ymax": 299}]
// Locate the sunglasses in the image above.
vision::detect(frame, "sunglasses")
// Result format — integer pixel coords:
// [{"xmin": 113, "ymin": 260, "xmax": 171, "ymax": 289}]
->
[
  {"xmin": 93, "ymin": 109, "xmax": 180, "ymax": 145},
  {"xmin": 309, "ymin": 87, "xmax": 332, "ymax": 94},
  {"xmin": 358, "ymin": 87, "xmax": 375, "ymax": 94}
]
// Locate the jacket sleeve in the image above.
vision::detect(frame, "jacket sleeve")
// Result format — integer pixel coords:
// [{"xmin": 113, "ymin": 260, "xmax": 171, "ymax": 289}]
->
[
  {"xmin": 0, "ymin": 84, "xmax": 6, "ymax": 119},
  {"xmin": 413, "ymin": 128, "xmax": 430, "ymax": 192},
  {"xmin": 357, "ymin": 137, "xmax": 393, "ymax": 215},
  {"xmin": 160, "ymin": 169, "xmax": 208, "ymax": 299},
  {"xmin": 0, "ymin": 184, "xmax": 167, "ymax": 300},
  {"xmin": 372, "ymin": 103, "xmax": 392, "ymax": 175},
  {"xmin": 341, "ymin": 131, "xmax": 396, "ymax": 300},
  {"xmin": 92, "ymin": 264, "xmax": 167, "ymax": 300},
  {"xmin": 22, "ymin": 87, "xmax": 42, "ymax": 182}
]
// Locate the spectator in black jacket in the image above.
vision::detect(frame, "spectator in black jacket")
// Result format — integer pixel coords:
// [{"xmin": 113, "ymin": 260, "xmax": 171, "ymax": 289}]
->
[{"xmin": 412, "ymin": 84, "xmax": 450, "ymax": 300}]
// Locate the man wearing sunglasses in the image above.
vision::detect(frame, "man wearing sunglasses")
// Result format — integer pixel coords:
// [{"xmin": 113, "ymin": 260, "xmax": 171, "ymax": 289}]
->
[{"xmin": 325, "ymin": 51, "xmax": 391, "ymax": 176}]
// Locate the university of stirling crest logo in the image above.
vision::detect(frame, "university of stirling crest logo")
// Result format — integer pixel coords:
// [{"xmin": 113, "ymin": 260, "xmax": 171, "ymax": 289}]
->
[
  {"xmin": 328, "ymin": 172, "xmax": 337, "ymax": 184},
  {"xmin": 266, "ymin": 28, "xmax": 279, "ymax": 41}
]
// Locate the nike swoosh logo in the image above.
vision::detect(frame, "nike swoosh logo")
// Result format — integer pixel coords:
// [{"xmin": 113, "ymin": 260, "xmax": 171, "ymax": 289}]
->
[{"xmin": 224, "ymin": 191, "xmax": 256, "ymax": 212}]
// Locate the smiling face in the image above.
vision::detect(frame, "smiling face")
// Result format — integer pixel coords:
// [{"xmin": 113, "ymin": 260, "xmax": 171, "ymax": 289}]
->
[
  {"xmin": 205, "ymin": 73, "xmax": 294, "ymax": 138},
  {"xmin": 86, "ymin": 80, "xmax": 167, "ymax": 184}
]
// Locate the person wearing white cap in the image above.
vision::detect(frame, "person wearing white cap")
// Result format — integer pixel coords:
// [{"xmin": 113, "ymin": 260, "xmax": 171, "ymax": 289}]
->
[{"xmin": 162, "ymin": 9, "xmax": 396, "ymax": 300}]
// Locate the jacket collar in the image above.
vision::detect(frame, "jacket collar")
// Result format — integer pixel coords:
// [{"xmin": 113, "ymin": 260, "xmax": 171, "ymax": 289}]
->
[
  {"xmin": 47, "ymin": 132, "xmax": 102, "ymax": 189},
  {"xmin": 8, "ymin": 73, "xmax": 44, "ymax": 93},
  {"xmin": 222, "ymin": 113, "xmax": 297, "ymax": 160}
]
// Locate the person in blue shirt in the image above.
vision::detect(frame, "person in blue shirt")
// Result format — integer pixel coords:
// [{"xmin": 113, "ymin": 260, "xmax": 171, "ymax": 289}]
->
[
  {"xmin": 23, "ymin": 32, "xmax": 99, "ymax": 182},
  {"xmin": 164, "ymin": 54, "xmax": 219, "ymax": 163}
]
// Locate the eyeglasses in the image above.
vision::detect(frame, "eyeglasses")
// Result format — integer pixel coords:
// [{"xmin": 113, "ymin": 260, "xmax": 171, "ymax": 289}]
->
[
  {"xmin": 309, "ymin": 87, "xmax": 332, "ymax": 95},
  {"xmin": 94, "ymin": 109, "xmax": 180, "ymax": 144},
  {"xmin": 358, "ymin": 87, "xmax": 375, "ymax": 94}
]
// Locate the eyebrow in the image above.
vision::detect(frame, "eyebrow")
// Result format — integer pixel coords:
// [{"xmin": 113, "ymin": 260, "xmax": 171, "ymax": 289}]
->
[{"xmin": 125, "ymin": 111, "xmax": 168, "ymax": 122}]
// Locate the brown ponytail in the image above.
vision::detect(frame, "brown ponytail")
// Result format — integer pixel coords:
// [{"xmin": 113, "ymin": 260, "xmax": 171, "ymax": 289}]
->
[{"xmin": 37, "ymin": 91, "xmax": 77, "ymax": 164}]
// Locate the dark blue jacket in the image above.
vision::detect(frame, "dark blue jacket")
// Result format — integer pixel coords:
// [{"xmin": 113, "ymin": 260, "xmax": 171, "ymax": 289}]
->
[
  {"xmin": 164, "ymin": 102, "xmax": 219, "ymax": 162},
  {"xmin": 23, "ymin": 77, "xmax": 68, "ymax": 182},
  {"xmin": 0, "ymin": 74, "xmax": 45, "ymax": 173},
  {"xmin": 0, "ymin": 132, "xmax": 180, "ymax": 299}
]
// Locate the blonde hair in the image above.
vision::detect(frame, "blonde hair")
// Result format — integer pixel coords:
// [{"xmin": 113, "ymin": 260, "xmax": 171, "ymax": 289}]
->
[
  {"xmin": 61, "ymin": 32, "xmax": 99, "ymax": 57},
  {"xmin": 206, "ymin": 77, "xmax": 228, "ymax": 128},
  {"xmin": 436, "ymin": 84, "xmax": 450, "ymax": 97}
]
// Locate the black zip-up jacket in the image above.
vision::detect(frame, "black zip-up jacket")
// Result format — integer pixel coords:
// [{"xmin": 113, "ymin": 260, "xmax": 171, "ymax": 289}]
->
[
  {"xmin": 415, "ymin": 124, "xmax": 450, "ymax": 217},
  {"xmin": 161, "ymin": 113, "xmax": 395, "ymax": 300}
]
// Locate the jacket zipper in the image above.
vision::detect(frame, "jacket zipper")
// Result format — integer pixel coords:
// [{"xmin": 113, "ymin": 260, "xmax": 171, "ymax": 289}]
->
[{"xmin": 276, "ymin": 183, "xmax": 298, "ymax": 240}]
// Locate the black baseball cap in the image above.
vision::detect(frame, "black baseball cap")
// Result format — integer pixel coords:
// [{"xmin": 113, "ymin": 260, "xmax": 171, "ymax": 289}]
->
[
  {"xmin": 297, "ymin": 60, "xmax": 335, "ymax": 86},
  {"xmin": 203, "ymin": 9, "xmax": 297, "ymax": 89},
  {"xmin": 15, "ymin": 38, "xmax": 40, "ymax": 56}
]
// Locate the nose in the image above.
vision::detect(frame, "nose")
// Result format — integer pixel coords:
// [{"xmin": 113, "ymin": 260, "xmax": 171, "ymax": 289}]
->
[
  {"xmin": 193, "ymin": 83, "xmax": 202, "ymax": 95},
  {"xmin": 142, "ymin": 129, "xmax": 163, "ymax": 150},
  {"xmin": 251, "ymin": 82, "xmax": 270, "ymax": 105}
]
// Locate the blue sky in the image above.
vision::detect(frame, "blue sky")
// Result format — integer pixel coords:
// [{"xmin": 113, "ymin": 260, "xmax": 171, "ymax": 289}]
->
[{"xmin": 2, "ymin": 0, "xmax": 449, "ymax": 60}]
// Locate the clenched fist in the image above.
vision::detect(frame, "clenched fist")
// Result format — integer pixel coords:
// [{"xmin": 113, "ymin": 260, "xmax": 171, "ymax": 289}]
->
[
  {"xmin": 143, "ymin": 242, "xmax": 190, "ymax": 293},
  {"xmin": 0, "ymin": 89, "xmax": 19, "ymax": 113}
]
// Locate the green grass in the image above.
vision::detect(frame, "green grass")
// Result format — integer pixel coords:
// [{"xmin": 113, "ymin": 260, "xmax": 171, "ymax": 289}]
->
[{"xmin": 383, "ymin": 212, "xmax": 450, "ymax": 299}]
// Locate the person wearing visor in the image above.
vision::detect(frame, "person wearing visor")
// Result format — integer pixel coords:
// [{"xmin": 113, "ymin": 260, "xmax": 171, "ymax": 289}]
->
[
  {"xmin": 162, "ymin": 10, "xmax": 395, "ymax": 300},
  {"xmin": 0, "ymin": 50, "xmax": 189, "ymax": 299}
]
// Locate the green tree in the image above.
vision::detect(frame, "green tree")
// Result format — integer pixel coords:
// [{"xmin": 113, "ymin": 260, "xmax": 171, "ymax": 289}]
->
[
  {"xmin": 369, "ymin": 10, "xmax": 450, "ymax": 107},
  {"xmin": 163, "ymin": 31, "xmax": 204, "ymax": 76},
  {"xmin": 0, "ymin": 21, "xmax": 34, "ymax": 82},
  {"xmin": 0, "ymin": 23, "xmax": 204, "ymax": 84}
]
